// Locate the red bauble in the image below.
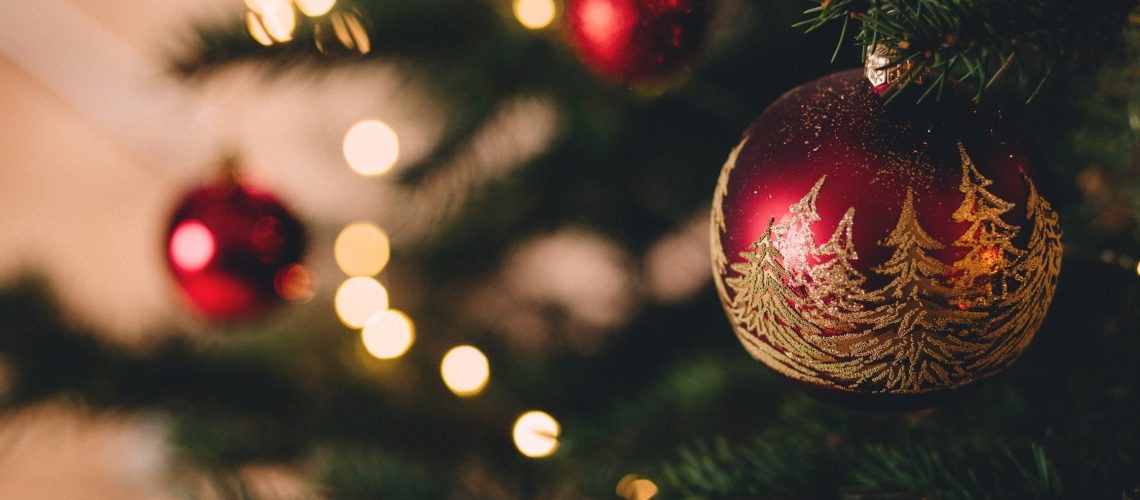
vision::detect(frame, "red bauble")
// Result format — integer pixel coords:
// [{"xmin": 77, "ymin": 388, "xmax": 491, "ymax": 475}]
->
[
  {"xmin": 711, "ymin": 69, "xmax": 1062, "ymax": 407},
  {"xmin": 567, "ymin": 0, "xmax": 710, "ymax": 83},
  {"xmin": 166, "ymin": 178, "xmax": 307, "ymax": 321}
]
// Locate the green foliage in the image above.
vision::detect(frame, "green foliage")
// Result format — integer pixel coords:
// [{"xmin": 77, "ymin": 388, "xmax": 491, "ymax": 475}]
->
[{"xmin": 798, "ymin": 0, "xmax": 1139, "ymax": 101}]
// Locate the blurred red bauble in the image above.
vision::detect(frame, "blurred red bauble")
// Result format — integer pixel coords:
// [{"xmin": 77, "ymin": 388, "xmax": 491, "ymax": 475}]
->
[
  {"xmin": 567, "ymin": 0, "xmax": 710, "ymax": 83},
  {"xmin": 710, "ymin": 69, "xmax": 1062, "ymax": 407},
  {"xmin": 166, "ymin": 175, "xmax": 308, "ymax": 321}
]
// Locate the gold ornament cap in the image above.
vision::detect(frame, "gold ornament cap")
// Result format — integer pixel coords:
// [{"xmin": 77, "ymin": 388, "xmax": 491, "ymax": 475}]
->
[{"xmin": 864, "ymin": 44, "xmax": 922, "ymax": 88}]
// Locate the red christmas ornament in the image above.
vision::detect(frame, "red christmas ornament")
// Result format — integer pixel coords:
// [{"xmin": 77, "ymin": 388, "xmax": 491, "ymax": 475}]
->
[
  {"xmin": 166, "ymin": 172, "xmax": 308, "ymax": 321},
  {"xmin": 567, "ymin": 0, "xmax": 710, "ymax": 83},
  {"xmin": 710, "ymin": 68, "xmax": 1062, "ymax": 407}
]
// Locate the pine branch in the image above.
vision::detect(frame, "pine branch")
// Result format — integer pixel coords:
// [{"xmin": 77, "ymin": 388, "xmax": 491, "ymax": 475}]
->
[{"xmin": 798, "ymin": 0, "xmax": 1140, "ymax": 101}]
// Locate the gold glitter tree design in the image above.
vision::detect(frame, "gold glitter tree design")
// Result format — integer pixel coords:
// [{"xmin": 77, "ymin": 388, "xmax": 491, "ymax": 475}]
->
[
  {"xmin": 950, "ymin": 142, "xmax": 1025, "ymax": 305},
  {"xmin": 851, "ymin": 189, "xmax": 983, "ymax": 392},
  {"xmin": 804, "ymin": 207, "xmax": 873, "ymax": 331},
  {"xmin": 971, "ymin": 175, "xmax": 1063, "ymax": 373},
  {"xmin": 726, "ymin": 220, "xmax": 835, "ymax": 366}
]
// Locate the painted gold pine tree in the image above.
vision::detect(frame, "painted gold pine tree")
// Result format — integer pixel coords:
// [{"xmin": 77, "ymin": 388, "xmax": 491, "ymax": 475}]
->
[
  {"xmin": 773, "ymin": 176, "xmax": 827, "ymax": 279},
  {"xmin": 950, "ymin": 142, "xmax": 1025, "ymax": 305},
  {"xmin": 971, "ymin": 174, "xmax": 1063, "ymax": 374},
  {"xmin": 711, "ymin": 136, "xmax": 747, "ymax": 306},
  {"xmin": 805, "ymin": 207, "xmax": 873, "ymax": 332},
  {"xmin": 726, "ymin": 219, "xmax": 837, "ymax": 371},
  {"xmin": 850, "ymin": 189, "xmax": 984, "ymax": 392}
]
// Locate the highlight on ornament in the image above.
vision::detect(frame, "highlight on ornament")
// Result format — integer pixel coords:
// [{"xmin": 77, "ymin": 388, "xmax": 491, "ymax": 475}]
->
[
  {"xmin": 512, "ymin": 410, "xmax": 560, "ymax": 458},
  {"xmin": 440, "ymin": 345, "xmax": 490, "ymax": 397},
  {"xmin": 361, "ymin": 309, "xmax": 415, "ymax": 360},
  {"xmin": 514, "ymin": 0, "xmax": 557, "ymax": 30},
  {"xmin": 334, "ymin": 277, "xmax": 389, "ymax": 328},
  {"xmin": 334, "ymin": 222, "xmax": 391, "ymax": 277},
  {"xmin": 343, "ymin": 119, "xmax": 400, "ymax": 176},
  {"xmin": 169, "ymin": 221, "xmax": 216, "ymax": 273}
]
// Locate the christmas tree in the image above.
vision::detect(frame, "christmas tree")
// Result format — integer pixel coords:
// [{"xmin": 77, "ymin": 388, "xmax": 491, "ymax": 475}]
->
[{"xmin": 0, "ymin": 0, "xmax": 1138, "ymax": 497}]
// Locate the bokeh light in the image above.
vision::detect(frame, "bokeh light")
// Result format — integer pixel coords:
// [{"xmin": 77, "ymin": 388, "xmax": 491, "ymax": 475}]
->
[
  {"xmin": 245, "ymin": 11, "xmax": 275, "ymax": 46},
  {"xmin": 440, "ymin": 345, "xmax": 489, "ymax": 397},
  {"xmin": 512, "ymin": 410, "xmax": 560, "ymax": 458},
  {"xmin": 169, "ymin": 221, "xmax": 215, "ymax": 272},
  {"xmin": 260, "ymin": 1, "xmax": 297, "ymax": 42},
  {"xmin": 334, "ymin": 277, "xmax": 389, "ymax": 328},
  {"xmin": 343, "ymin": 119, "xmax": 400, "ymax": 176},
  {"xmin": 296, "ymin": 0, "xmax": 337, "ymax": 17},
  {"xmin": 334, "ymin": 222, "xmax": 390, "ymax": 277},
  {"xmin": 275, "ymin": 264, "xmax": 316, "ymax": 302},
  {"xmin": 361, "ymin": 309, "xmax": 415, "ymax": 359},
  {"xmin": 514, "ymin": 0, "xmax": 557, "ymax": 30},
  {"xmin": 616, "ymin": 474, "xmax": 659, "ymax": 500},
  {"xmin": 1136, "ymin": 260, "xmax": 1140, "ymax": 277}
]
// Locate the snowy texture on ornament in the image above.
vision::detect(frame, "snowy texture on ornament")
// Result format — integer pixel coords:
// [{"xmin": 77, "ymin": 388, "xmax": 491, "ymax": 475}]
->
[{"xmin": 710, "ymin": 70, "xmax": 1062, "ymax": 405}]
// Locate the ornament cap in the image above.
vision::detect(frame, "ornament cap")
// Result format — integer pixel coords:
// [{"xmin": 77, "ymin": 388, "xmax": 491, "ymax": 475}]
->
[{"xmin": 864, "ymin": 44, "xmax": 922, "ymax": 91}]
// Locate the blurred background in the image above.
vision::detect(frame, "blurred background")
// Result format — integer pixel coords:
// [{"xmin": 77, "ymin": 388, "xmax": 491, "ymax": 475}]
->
[{"xmin": 0, "ymin": 0, "xmax": 1138, "ymax": 498}]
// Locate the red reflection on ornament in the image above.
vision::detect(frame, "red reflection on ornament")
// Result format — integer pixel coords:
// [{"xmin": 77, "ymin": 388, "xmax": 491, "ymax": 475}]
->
[
  {"xmin": 578, "ymin": 0, "xmax": 637, "ymax": 66},
  {"xmin": 170, "ymin": 221, "xmax": 216, "ymax": 272},
  {"xmin": 568, "ymin": 0, "xmax": 710, "ymax": 83}
]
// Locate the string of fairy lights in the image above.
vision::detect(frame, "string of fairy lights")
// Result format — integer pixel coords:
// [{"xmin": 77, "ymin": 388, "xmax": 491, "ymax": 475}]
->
[{"xmin": 239, "ymin": 0, "xmax": 661, "ymax": 493}]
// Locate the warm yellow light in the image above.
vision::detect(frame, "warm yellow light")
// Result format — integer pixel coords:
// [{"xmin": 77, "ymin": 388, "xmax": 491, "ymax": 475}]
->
[
  {"xmin": 343, "ymin": 119, "xmax": 400, "ymax": 176},
  {"xmin": 334, "ymin": 277, "xmax": 389, "ymax": 329},
  {"xmin": 514, "ymin": 0, "xmax": 557, "ymax": 29},
  {"xmin": 440, "ymin": 345, "xmax": 490, "ymax": 397},
  {"xmin": 245, "ymin": 12, "xmax": 275, "ymax": 46},
  {"xmin": 1136, "ymin": 260, "xmax": 1140, "ymax": 277},
  {"xmin": 617, "ymin": 476, "xmax": 658, "ymax": 500},
  {"xmin": 260, "ymin": 1, "xmax": 297, "ymax": 42},
  {"xmin": 512, "ymin": 410, "xmax": 560, "ymax": 458},
  {"xmin": 334, "ymin": 222, "xmax": 391, "ymax": 277},
  {"xmin": 361, "ymin": 309, "xmax": 414, "ymax": 359},
  {"xmin": 296, "ymin": 0, "xmax": 337, "ymax": 17},
  {"xmin": 245, "ymin": 0, "xmax": 287, "ymax": 14}
]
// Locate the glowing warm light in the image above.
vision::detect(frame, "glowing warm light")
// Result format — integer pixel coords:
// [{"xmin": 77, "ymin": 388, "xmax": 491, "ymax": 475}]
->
[
  {"xmin": 246, "ymin": 12, "xmax": 275, "ymax": 46},
  {"xmin": 275, "ymin": 264, "xmax": 316, "ymax": 302},
  {"xmin": 334, "ymin": 222, "xmax": 390, "ymax": 277},
  {"xmin": 334, "ymin": 277, "xmax": 389, "ymax": 328},
  {"xmin": 343, "ymin": 119, "xmax": 400, "ymax": 176},
  {"xmin": 1135, "ymin": 260, "xmax": 1140, "ymax": 277},
  {"xmin": 245, "ymin": 0, "xmax": 287, "ymax": 14},
  {"xmin": 440, "ymin": 345, "xmax": 490, "ymax": 397},
  {"xmin": 361, "ymin": 309, "xmax": 415, "ymax": 359},
  {"xmin": 514, "ymin": 0, "xmax": 557, "ymax": 29},
  {"xmin": 616, "ymin": 474, "xmax": 659, "ymax": 500},
  {"xmin": 512, "ymin": 411, "xmax": 560, "ymax": 458},
  {"xmin": 260, "ymin": 1, "xmax": 297, "ymax": 42},
  {"xmin": 296, "ymin": 0, "xmax": 337, "ymax": 17},
  {"xmin": 170, "ymin": 221, "xmax": 216, "ymax": 272}
]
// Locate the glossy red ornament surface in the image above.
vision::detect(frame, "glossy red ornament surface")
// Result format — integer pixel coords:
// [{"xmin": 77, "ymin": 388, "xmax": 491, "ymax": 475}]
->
[
  {"xmin": 711, "ymin": 69, "xmax": 1062, "ymax": 407},
  {"xmin": 166, "ymin": 180, "xmax": 307, "ymax": 321},
  {"xmin": 567, "ymin": 0, "xmax": 709, "ymax": 83}
]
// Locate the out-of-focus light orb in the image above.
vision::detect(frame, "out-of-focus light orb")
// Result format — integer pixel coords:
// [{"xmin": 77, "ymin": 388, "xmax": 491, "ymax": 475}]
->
[
  {"xmin": 1135, "ymin": 260, "xmax": 1140, "ymax": 277},
  {"xmin": 440, "ymin": 345, "xmax": 489, "ymax": 396},
  {"xmin": 275, "ymin": 264, "xmax": 316, "ymax": 302},
  {"xmin": 361, "ymin": 309, "xmax": 415, "ymax": 359},
  {"xmin": 514, "ymin": 0, "xmax": 557, "ymax": 29},
  {"xmin": 169, "ymin": 221, "xmax": 215, "ymax": 272},
  {"xmin": 245, "ymin": 12, "xmax": 275, "ymax": 46},
  {"xmin": 296, "ymin": 0, "xmax": 337, "ymax": 17},
  {"xmin": 334, "ymin": 277, "xmax": 389, "ymax": 328},
  {"xmin": 334, "ymin": 222, "xmax": 390, "ymax": 277},
  {"xmin": 616, "ymin": 474, "xmax": 659, "ymax": 500},
  {"xmin": 512, "ymin": 410, "xmax": 560, "ymax": 458},
  {"xmin": 343, "ymin": 119, "xmax": 400, "ymax": 176},
  {"xmin": 245, "ymin": 0, "xmax": 288, "ymax": 14},
  {"xmin": 260, "ymin": 1, "xmax": 297, "ymax": 42}
]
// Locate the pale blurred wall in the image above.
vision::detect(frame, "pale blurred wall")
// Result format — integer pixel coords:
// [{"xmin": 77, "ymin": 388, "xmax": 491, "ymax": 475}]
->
[{"xmin": 0, "ymin": 0, "xmax": 442, "ymax": 343}]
